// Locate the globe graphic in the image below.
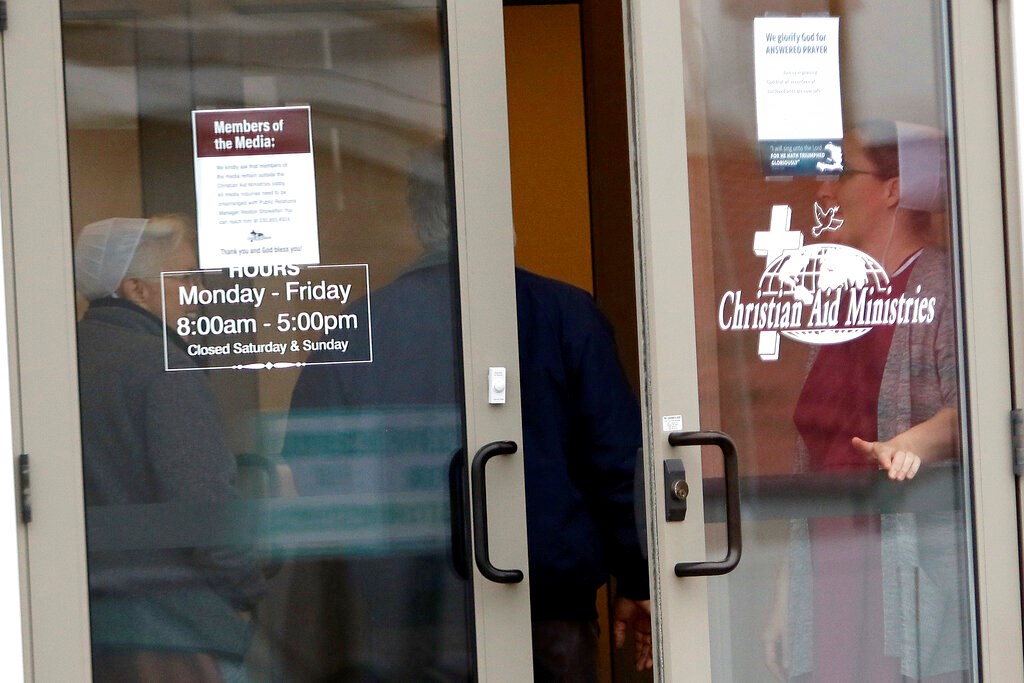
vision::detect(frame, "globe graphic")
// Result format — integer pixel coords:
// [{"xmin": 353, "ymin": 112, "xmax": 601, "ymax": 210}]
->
[{"xmin": 757, "ymin": 244, "xmax": 890, "ymax": 345}]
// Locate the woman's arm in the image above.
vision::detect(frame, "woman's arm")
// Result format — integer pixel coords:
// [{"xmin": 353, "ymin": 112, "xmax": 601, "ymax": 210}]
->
[{"xmin": 852, "ymin": 407, "xmax": 958, "ymax": 481}]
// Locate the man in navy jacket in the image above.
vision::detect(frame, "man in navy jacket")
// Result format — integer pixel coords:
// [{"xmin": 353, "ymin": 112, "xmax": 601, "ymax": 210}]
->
[
  {"xmin": 286, "ymin": 143, "xmax": 651, "ymax": 680},
  {"xmin": 514, "ymin": 266, "xmax": 651, "ymax": 678}
]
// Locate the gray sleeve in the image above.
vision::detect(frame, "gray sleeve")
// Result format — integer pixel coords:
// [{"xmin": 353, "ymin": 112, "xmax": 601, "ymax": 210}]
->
[
  {"xmin": 932, "ymin": 282, "xmax": 958, "ymax": 409},
  {"xmin": 145, "ymin": 370, "xmax": 267, "ymax": 609}
]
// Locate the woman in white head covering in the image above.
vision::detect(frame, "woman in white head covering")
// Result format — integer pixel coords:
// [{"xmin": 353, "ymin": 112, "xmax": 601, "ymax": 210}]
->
[
  {"xmin": 73, "ymin": 216, "xmax": 265, "ymax": 682},
  {"xmin": 75, "ymin": 215, "xmax": 200, "ymax": 324},
  {"xmin": 805, "ymin": 121, "xmax": 956, "ymax": 486},
  {"xmin": 813, "ymin": 120, "xmax": 947, "ymax": 269},
  {"xmin": 763, "ymin": 123, "xmax": 968, "ymax": 682}
]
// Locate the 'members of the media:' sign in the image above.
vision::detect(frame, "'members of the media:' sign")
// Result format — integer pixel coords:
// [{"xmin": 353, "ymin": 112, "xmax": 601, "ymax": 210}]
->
[
  {"xmin": 192, "ymin": 106, "xmax": 320, "ymax": 269},
  {"xmin": 722, "ymin": 205, "xmax": 938, "ymax": 361},
  {"xmin": 753, "ymin": 16, "xmax": 843, "ymax": 176}
]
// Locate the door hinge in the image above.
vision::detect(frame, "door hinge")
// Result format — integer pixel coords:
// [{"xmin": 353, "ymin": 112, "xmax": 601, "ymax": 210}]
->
[
  {"xmin": 17, "ymin": 453, "xmax": 29, "ymax": 523},
  {"xmin": 1012, "ymin": 410, "xmax": 1024, "ymax": 477}
]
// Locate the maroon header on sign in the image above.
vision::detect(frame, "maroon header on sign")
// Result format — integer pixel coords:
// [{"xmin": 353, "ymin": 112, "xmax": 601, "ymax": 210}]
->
[{"xmin": 193, "ymin": 107, "xmax": 312, "ymax": 158}]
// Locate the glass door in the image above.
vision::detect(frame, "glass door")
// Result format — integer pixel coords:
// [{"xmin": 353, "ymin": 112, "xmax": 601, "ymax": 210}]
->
[
  {"xmin": 626, "ymin": 0, "xmax": 1024, "ymax": 680},
  {"xmin": 6, "ymin": 0, "xmax": 531, "ymax": 680}
]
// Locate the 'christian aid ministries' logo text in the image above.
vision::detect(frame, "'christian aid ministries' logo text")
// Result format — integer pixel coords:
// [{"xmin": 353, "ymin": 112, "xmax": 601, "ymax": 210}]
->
[{"xmin": 718, "ymin": 243, "xmax": 937, "ymax": 347}]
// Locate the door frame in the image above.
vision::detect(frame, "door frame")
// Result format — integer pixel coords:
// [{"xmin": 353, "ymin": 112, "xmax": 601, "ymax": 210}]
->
[
  {"xmin": 5, "ymin": 3, "xmax": 89, "ymax": 680},
  {"xmin": 4, "ymin": 1, "xmax": 532, "ymax": 680},
  {"xmin": 995, "ymin": 0, "xmax": 1024, "ymax": 622},
  {"xmin": 0, "ymin": 17, "xmax": 29, "ymax": 681},
  {"xmin": 624, "ymin": 0, "xmax": 1024, "ymax": 680},
  {"xmin": 950, "ymin": 2, "xmax": 1024, "ymax": 679},
  {"xmin": 449, "ymin": 1, "xmax": 534, "ymax": 678}
]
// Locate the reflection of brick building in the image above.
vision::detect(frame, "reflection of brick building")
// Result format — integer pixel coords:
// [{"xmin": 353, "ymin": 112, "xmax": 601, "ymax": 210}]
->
[{"xmin": 692, "ymin": 134, "xmax": 817, "ymax": 477}]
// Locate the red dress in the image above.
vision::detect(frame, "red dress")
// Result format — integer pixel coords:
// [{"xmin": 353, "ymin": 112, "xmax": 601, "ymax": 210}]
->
[{"xmin": 791, "ymin": 260, "xmax": 914, "ymax": 682}]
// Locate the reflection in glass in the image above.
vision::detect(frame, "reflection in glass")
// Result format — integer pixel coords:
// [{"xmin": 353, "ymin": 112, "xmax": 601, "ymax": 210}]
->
[
  {"xmin": 64, "ymin": 2, "xmax": 473, "ymax": 680},
  {"xmin": 76, "ymin": 215, "xmax": 267, "ymax": 681},
  {"xmin": 283, "ymin": 140, "xmax": 469, "ymax": 681},
  {"xmin": 677, "ymin": 1, "xmax": 976, "ymax": 681},
  {"xmin": 766, "ymin": 123, "xmax": 968, "ymax": 683}
]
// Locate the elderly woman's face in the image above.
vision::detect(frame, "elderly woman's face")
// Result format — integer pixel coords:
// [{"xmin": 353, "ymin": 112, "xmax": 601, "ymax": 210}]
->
[
  {"xmin": 815, "ymin": 133, "xmax": 895, "ymax": 250},
  {"xmin": 134, "ymin": 239, "xmax": 200, "ymax": 325}
]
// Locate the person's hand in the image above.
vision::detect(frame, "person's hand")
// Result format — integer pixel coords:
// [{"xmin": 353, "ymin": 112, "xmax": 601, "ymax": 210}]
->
[
  {"xmin": 761, "ymin": 596, "xmax": 789, "ymax": 682},
  {"xmin": 612, "ymin": 597, "xmax": 653, "ymax": 671},
  {"xmin": 852, "ymin": 436, "xmax": 921, "ymax": 481}
]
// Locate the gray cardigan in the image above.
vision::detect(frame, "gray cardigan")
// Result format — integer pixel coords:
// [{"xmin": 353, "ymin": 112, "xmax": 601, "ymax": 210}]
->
[
  {"xmin": 77, "ymin": 298, "xmax": 265, "ymax": 644},
  {"xmin": 786, "ymin": 247, "xmax": 969, "ymax": 679}
]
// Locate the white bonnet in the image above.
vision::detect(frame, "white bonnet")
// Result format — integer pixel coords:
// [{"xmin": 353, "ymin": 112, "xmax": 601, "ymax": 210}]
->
[
  {"xmin": 854, "ymin": 120, "xmax": 948, "ymax": 213},
  {"xmin": 895, "ymin": 121, "xmax": 948, "ymax": 212},
  {"xmin": 74, "ymin": 218, "xmax": 148, "ymax": 301}
]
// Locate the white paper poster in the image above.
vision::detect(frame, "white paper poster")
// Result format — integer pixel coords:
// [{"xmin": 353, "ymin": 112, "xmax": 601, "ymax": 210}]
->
[
  {"xmin": 753, "ymin": 17, "xmax": 843, "ymax": 176},
  {"xmin": 192, "ymin": 106, "xmax": 320, "ymax": 268}
]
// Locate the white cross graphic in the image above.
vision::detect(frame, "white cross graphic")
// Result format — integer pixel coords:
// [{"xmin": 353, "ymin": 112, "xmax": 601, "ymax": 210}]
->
[{"xmin": 752, "ymin": 205, "xmax": 803, "ymax": 361}]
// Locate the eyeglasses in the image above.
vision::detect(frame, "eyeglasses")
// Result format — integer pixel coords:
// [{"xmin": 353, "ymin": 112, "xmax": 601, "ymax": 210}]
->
[{"xmin": 836, "ymin": 166, "xmax": 883, "ymax": 181}]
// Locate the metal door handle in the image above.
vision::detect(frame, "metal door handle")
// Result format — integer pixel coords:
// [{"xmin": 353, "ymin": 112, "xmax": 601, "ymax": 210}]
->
[
  {"xmin": 470, "ymin": 440, "xmax": 525, "ymax": 583},
  {"xmin": 448, "ymin": 449, "xmax": 471, "ymax": 580},
  {"xmin": 667, "ymin": 430, "xmax": 742, "ymax": 577}
]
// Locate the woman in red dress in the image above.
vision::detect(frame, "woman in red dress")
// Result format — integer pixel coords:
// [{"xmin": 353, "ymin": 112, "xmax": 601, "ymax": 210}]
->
[{"xmin": 762, "ymin": 121, "xmax": 968, "ymax": 683}]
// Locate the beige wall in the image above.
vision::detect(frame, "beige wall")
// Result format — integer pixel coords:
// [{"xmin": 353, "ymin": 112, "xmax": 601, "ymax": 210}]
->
[
  {"xmin": 68, "ymin": 129, "xmax": 144, "ymax": 231},
  {"xmin": 504, "ymin": 4, "xmax": 594, "ymax": 294}
]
